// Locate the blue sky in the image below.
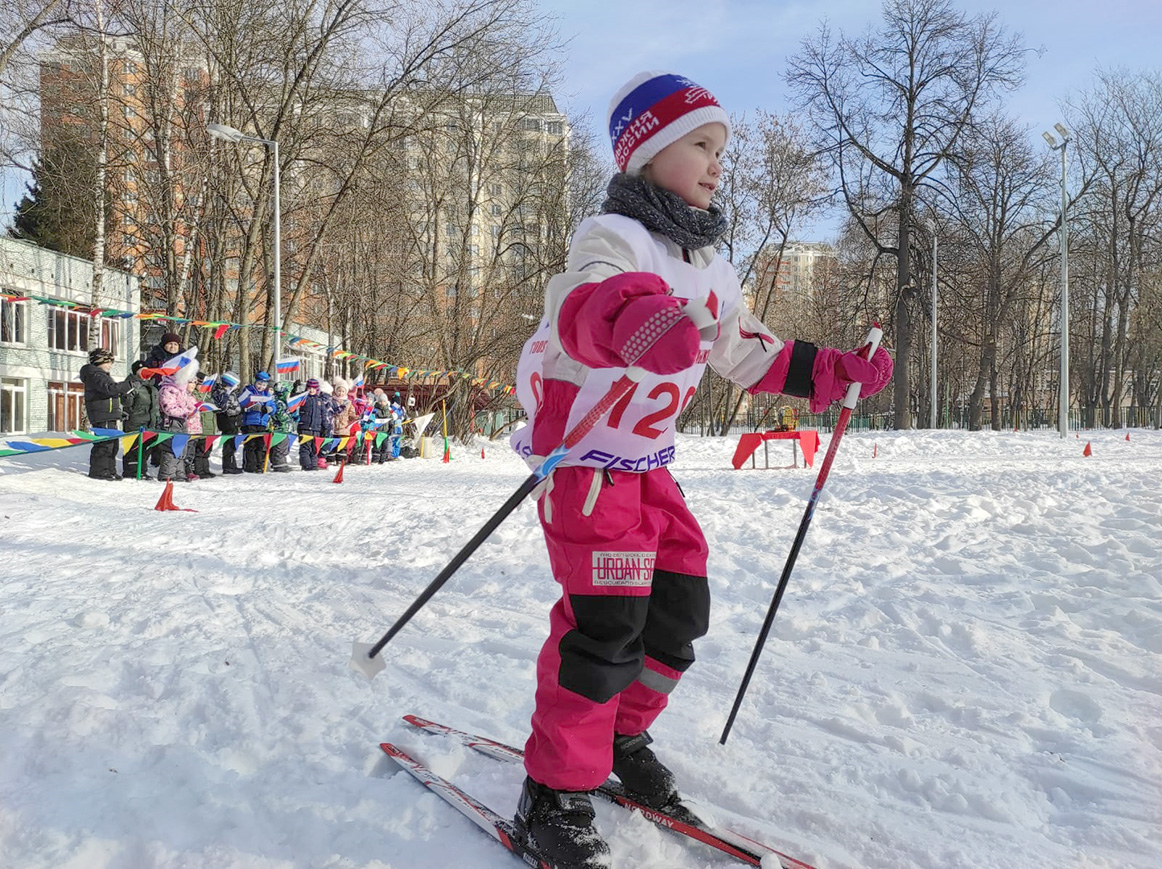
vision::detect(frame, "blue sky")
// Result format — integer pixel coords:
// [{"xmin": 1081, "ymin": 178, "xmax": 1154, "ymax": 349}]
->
[
  {"xmin": 542, "ymin": 0, "xmax": 1162, "ymax": 198},
  {"xmin": 5, "ymin": 1, "xmax": 1159, "ymax": 232}
]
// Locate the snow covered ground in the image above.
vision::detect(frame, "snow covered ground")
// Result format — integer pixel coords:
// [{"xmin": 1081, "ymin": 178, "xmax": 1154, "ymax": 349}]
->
[{"xmin": 1, "ymin": 428, "xmax": 1160, "ymax": 869}]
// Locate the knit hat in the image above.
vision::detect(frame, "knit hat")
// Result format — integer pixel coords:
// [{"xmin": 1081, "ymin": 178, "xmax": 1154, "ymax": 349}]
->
[
  {"xmin": 161, "ymin": 332, "xmax": 181, "ymax": 346},
  {"xmin": 306, "ymin": 378, "xmax": 320, "ymax": 388},
  {"xmin": 255, "ymin": 371, "xmax": 271, "ymax": 382},
  {"xmin": 607, "ymin": 71, "xmax": 730, "ymax": 174},
  {"xmin": 173, "ymin": 359, "xmax": 199, "ymax": 385},
  {"xmin": 89, "ymin": 347, "xmax": 115, "ymax": 365}
]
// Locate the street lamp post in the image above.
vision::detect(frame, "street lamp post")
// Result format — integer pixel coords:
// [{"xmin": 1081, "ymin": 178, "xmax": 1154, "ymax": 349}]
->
[
  {"xmin": 1043, "ymin": 123, "xmax": 1070, "ymax": 438},
  {"xmin": 928, "ymin": 218, "xmax": 937, "ymax": 429},
  {"xmin": 207, "ymin": 122, "xmax": 281, "ymax": 377}
]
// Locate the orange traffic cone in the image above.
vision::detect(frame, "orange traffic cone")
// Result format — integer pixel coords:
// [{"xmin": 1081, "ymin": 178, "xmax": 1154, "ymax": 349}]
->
[
  {"xmin": 1083, "ymin": 441, "xmax": 1092, "ymax": 457},
  {"xmin": 154, "ymin": 480, "xmax": 196, "ymax": 512},
  {"xmin": 154, "ymin": 480, "xmax": 177, "ymax": 511},
  {"xmin": 333, "ymin": 461, "xmax": 345, "ymax": 483},
  {"xmin": 1126, "ymin": 432, "xmax": 1131, "ymax": 442}
]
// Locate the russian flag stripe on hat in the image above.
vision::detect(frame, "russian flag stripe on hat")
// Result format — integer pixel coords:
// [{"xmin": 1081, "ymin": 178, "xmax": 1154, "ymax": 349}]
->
[
  {"xmin": 606, "ymin": 71, "xmax": 729, "ymax": 174},
  {"xmin": 608, "ymin": 73, "xmax": 692, "ymax": 151}
]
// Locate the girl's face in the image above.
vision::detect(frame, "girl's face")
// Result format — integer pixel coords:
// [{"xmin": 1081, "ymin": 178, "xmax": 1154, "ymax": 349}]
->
[{"xmin": 642, "ymin": 122, "xmax": 727, "ymax": 210}]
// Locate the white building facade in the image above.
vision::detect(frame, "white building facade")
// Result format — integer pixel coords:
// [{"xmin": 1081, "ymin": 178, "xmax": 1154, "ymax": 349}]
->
[{"xmin": 0, "ymin": 237, "xmax": 141, "ymax": 435}]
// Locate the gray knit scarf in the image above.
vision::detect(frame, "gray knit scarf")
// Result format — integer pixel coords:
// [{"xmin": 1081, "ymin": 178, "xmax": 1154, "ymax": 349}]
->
[{"xmin": 601, "ymin": 173, "xmax": 728, "ymax": 251}]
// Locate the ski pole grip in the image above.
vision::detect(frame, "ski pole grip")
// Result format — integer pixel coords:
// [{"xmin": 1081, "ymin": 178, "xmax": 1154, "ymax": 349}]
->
[{"xmin": 841, "ymin": 323, "xmax": 884, "ymax": 410}]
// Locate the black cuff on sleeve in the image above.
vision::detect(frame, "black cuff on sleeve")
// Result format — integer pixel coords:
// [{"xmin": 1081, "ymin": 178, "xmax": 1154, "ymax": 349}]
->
[{"xmin": 782, "ymin": 341, "xmax": 817, "ymax": 398}]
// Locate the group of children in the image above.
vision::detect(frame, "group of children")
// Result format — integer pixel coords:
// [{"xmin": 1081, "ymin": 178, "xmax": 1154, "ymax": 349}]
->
[{"xmin": 83, "ymin": 331, "xmax": 409, "ymax": 481}]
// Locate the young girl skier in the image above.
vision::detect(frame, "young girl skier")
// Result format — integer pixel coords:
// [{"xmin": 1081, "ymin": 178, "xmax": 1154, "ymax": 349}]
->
[{"xmin": 509, "ymin": 71, "xmax": 892, "ymax": 867}]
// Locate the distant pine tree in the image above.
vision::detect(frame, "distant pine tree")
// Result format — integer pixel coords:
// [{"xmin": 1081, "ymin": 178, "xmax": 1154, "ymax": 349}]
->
[{"xmin": 9, "ymin": 138, "xmax": 102, "ymax": 258}]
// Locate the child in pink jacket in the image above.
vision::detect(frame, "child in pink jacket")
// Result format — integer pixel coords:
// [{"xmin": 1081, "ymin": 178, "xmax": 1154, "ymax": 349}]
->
[
  {"xmin": 157, "ymin": 362, "xmax": 200, "ymax": 482},
  {"xmin": 509, "ymin": 70, "xmax": 892, "ymax": 867}
]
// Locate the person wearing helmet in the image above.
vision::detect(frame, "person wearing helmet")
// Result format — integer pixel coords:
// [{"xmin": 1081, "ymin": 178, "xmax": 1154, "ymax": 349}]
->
[{"xmin": 79, "ymin": 347, "xmax": 135, "ymax": 480}]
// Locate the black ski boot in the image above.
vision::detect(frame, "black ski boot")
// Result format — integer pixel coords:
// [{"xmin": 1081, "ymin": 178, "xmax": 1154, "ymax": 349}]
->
[
  {"xmin": 612, "ymin": 730, "xmax": 680, "ymax": 809},
  {"xmin": 514, "ymin": 776, "xmax": 611, "ymax": 868}
]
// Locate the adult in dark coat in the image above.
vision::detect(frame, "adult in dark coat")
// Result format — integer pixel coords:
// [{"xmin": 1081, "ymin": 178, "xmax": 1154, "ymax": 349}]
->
[
  {"xmin": 121, "ymin": 359, "xmax": 160, "ymax": 479},
  {"xmin": 145, "ymin": 332, "xmax": 183, "ymax": 370},
  {"xmin": 79, "ymin": 347, "xmax": 135, "ymax": 480}
]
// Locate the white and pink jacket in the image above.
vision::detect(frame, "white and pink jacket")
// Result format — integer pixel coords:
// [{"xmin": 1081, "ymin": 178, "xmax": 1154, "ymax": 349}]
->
[{"xmin": 511, "ymin": 213, "xmax": 786, "ymax": 472}]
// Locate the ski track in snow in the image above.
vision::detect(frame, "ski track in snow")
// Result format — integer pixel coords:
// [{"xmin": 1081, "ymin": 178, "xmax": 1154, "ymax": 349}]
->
[{"xmin": 1, "ymin": 430, "xmax": 1160, "ymax": 868}]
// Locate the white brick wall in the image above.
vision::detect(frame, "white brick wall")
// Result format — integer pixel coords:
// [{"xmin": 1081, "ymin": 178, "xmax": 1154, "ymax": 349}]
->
[{"xmin": 0, "ymin": 237, "xmax": 141, "ymax": 433}]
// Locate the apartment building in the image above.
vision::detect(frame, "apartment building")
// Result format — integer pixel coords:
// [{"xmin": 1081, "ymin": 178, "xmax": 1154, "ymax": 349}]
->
[{"xmin": 37, "ymin": 34, "xmax": 571, "ymax": 387}]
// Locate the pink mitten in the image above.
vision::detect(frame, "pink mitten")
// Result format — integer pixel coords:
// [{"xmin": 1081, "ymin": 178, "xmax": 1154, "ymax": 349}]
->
[
  {"xmin": 611, "ymin": 294, "xmax": 700, "ymax": 373},
  {"xmin": 559, "ymin": 272, "xmax": 700, "ymax": 374},
  {"xmin": 809, "ymin": 346, "xmax": 893, "ymax": 413}
]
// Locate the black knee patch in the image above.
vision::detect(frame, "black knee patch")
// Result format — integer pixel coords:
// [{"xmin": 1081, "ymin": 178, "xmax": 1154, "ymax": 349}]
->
[
  {"xmin": 641, "ymin": 570, "xmax": 710, "ymax": 673},
  {"xmin": 558, "ymin": 594, "xmax": 650, "ymax": 703}
]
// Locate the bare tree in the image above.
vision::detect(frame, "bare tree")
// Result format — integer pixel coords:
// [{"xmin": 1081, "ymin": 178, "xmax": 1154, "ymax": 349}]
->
[
  {"xmin": 787, "ymin": 0, "xmax": 1025, "ymax": 428},
  {"xmin": 708, "ymin": 111, "xmax": 827, "ymax": 433},
  {"xmin": 933, "ymin": 114, "xmax": 1056, "ymax": 429},
  {"xmin": 0, "ymin": 0, "xmax": 69, "ymax": 84},
  {"xmin": 1066, "ymin": 69, "xmax": 1162, "ymax": 427}
]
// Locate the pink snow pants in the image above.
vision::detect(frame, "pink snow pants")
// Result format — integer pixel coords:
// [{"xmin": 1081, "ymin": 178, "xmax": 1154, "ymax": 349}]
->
[{"xmin": 524, "ymin": 465, "xmax": 710, "ymax": 792}]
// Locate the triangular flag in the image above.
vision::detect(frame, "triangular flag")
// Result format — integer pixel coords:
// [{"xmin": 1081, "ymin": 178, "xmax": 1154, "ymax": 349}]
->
[
  {"xmin": 333, "ymin": 462, "xmax": 345, "ymax": 483},
  {"xmin": 170, "ymin": 434, "xmax": 190, "ymax": 456}
]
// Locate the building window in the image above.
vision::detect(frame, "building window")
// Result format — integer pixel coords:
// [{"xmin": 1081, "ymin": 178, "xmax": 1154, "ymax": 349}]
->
[
  {"xmin": 520, "ymin": 118, "xmax": 541, "ymax": 132},
  {"xmin": 47, "ymin": 381, "xmax": 85, "ymax": 431},
  {"xmin": 1, "ymin": 377, "xmax": 28, "ymax": 434},
  {"xmin": 489, "ymin": 184, "xmax": 502, "ymax": 196},
  {"xmin": 102, "ymin": 317, "xmax": 122, "ymax": 358},
  {"xmin": 47, "ymin": 308, "xmax": 120, "ymax": 357},
  {"xmin": 491, "ymin": 203, "xmax": 503, "ymax": 216},
  {"xmin": 1, "ymin": 298, "xmax": 28, "ymax": 344},
  {"xmin": 546, "ymin": 121, "xmax": 564, "ymax": 136}
]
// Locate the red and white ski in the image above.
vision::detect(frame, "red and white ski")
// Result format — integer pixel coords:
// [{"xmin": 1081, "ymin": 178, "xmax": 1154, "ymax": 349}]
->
[
  {"xmin": 401, "ymin": 714, "xmax": 818, "ymax": 869},
  {"xmin": 381, "ymin": 742, "xmax": 558, "ymax": 868}
]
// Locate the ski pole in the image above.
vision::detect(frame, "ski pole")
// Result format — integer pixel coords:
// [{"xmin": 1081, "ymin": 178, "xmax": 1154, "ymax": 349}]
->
[
  {"xmin": 351, "ymin": 295, "xmax": 719, "ymax": 679},
  {"xmin": 719, "ymin": 323, "xmax": 883, "ymax": 744}
]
